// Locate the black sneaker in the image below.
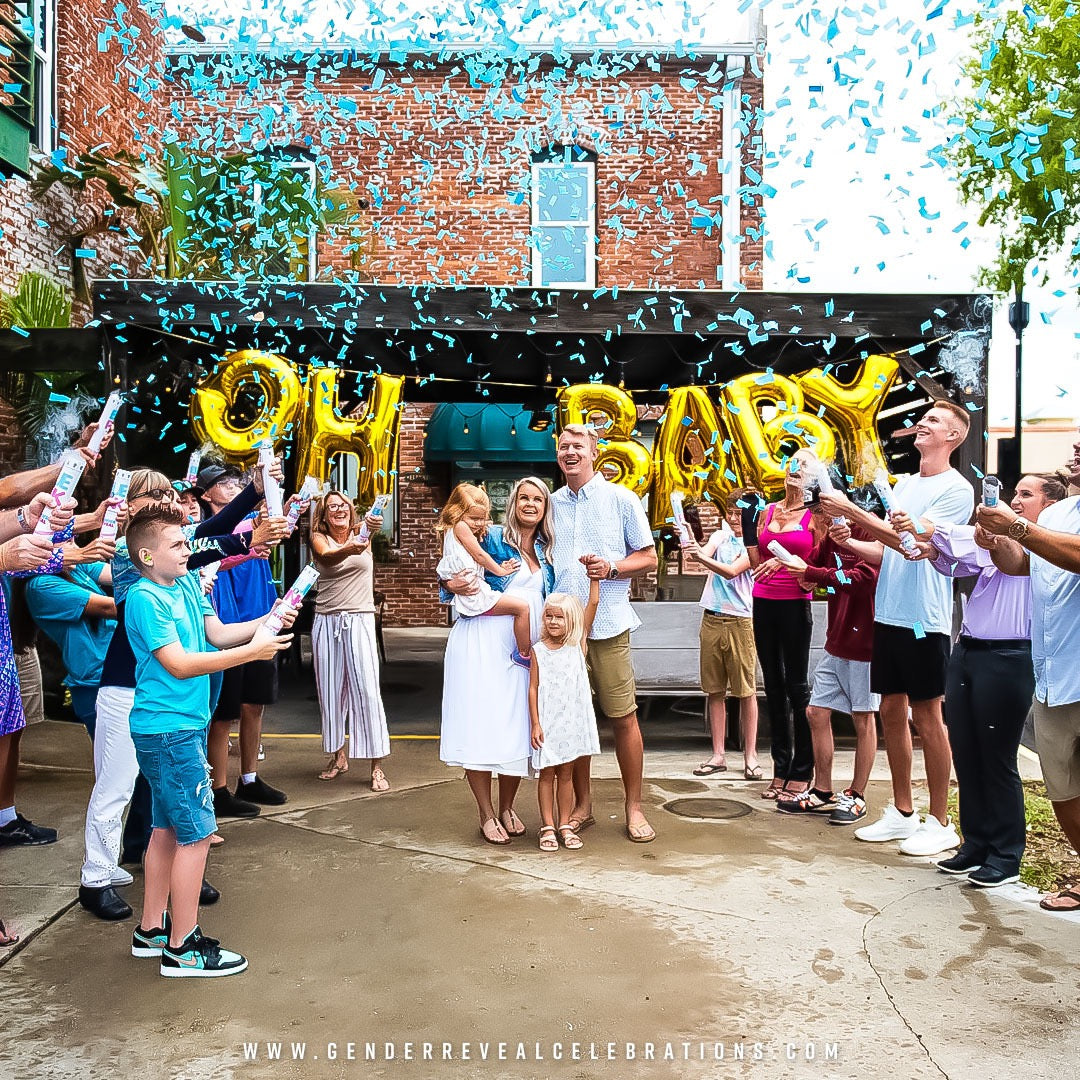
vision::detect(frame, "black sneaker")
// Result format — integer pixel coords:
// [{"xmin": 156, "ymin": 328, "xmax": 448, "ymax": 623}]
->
[
  {"xmin": 935, "ymin": 850, "xmax": 984, "ymax": 875},
  {"xmin": 78, "ymin": 884, "xmax": 133, "ymax": 921},
  {"xmin": 213, "ymin": 786, "xmax": 260, "ymax": 819},
  {"xmin": 967, "ymin": 866, "xmax": 1020, "ymax": 888},
  {"xmin": 160, "ymin": 927, "xmax": 247, "ymax": 978},
  {"xmin": 828, "ymin": 790, "xmax": 867, "ymax": 826},
  {"xmin": 776, "ymin": 788, "xmax": 836, "ymax": 815},
  {"xmin": 200, "ymin": 879, "xmax": 220, "ymax": 906},
  {"xmin": 0, "ymin": 813, "xmax": 58, "ymax": 846},
  {"xmin": 235, "ymin": 776, "xmax": 287, "ymax": 806},
  {"xmin": 132, "ymin": 911, "xmax": 172, "ymax": 958}
]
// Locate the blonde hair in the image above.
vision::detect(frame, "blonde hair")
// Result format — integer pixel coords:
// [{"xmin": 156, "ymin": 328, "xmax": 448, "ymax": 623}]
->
[
  {"xmin": 559, "ymin": 423, "xmax": 599, "ymax": 448},
  {"xmin": 503, "ymin": 476, "xmax": 555, "ymax": 564},
  {"xmin": 437, "ymin": 483, "xmax": 490, "ymax": 534},
  {"xmin": 127, "ymin": 469, "xmax": 172, "ymax": 504},
  {"xmin": 541, "ymin": 592, "xmax": 586, "ymax": 648}
]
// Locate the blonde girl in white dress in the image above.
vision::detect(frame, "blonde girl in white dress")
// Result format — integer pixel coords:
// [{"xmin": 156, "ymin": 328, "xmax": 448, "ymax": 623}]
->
[
  {"xmin": 529, "ymin": 576, "xmax": 602, "ymax": 851},
  {"xmin": 436, "ymin": 483, "xmax": 533, "ymax": 666}
]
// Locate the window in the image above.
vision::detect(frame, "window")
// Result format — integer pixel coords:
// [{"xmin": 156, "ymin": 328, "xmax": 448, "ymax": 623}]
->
[
  {"xmin": 253, "ymin": 152, "xmax": 318, "ymax": 281},
  {"xmin": 530, "ymin": 149, "xmax": 596, "ymax": 288},
  {"xmin": 32, "ymin": 0, "xmax": 55, "ymax": 154},
  {"xmin": 0, "ymin": 1, "xmax": 36, "ymax": 173}
]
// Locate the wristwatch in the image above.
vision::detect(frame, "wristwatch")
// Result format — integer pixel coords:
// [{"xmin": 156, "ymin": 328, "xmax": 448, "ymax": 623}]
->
[
  {"xmin": 607, "ymin": 562, "xmax": 620, "ymax": 580},
  {"xmin": 1007, "ymin": 518, "xmax": 1030, "ymax": 544},
  {"xmin": 16, "ymin": 505, "xmax": 30, "ymax": 533}
]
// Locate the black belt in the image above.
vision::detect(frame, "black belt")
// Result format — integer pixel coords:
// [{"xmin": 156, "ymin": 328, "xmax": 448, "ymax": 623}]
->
[{"xmin": 958, "ymin": 635, "xmax": 1030, "ymax": 651}]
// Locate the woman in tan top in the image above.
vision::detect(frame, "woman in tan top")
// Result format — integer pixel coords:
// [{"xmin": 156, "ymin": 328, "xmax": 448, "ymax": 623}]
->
[{"xmin": 309, "ymin": 492, "xmax": 391, "ymax": 790}]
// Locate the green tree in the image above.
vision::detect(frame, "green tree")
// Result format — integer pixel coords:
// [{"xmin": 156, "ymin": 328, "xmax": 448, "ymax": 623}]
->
[{"xmin": 945, "ymin": 0, "xmax": 1080, "ymax": 296}]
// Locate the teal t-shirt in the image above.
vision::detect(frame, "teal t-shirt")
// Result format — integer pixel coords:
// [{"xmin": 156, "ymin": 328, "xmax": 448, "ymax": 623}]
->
[
  {"xmin": 24, "ymin": 564, "xmax": 116, "ymax": 689},
  {"xmin": 126, "ymin": 572, "xmax": 216, "ymax": 736}
]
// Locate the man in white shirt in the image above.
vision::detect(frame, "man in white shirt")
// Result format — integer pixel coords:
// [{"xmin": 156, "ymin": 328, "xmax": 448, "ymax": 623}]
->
[
  {"xmin": 820, "ymin": 401, "xmax": 974, "ymax": 857},
  {"xmin": 550, "ymin": 425, "xmax": 658, "ymax": 843},
  {"xmin": 976, "ymin": 432, "xmax": 1080, "ymax": 911}
]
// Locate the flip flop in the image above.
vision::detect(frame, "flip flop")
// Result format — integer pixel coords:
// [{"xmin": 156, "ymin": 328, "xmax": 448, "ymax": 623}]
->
[
  {"xmin": 500, "ymin": 809, "xmax": 527, "ymax": 837},
  {"xmin": 744, "ymin": 765, "xmax": 764, "ymax": 780},
  {"xmin": 209, "ymin": 833, "xmax": 225, "ymax": 847},
  {"xmin": 479, "ymin": 818, "xmax": 511, "ymax": 846},
  {"xmin": 0, "ymin": 919, "xmax": 18, "ymax": 948},
  {"xmin": 692, "ymin": 762, "xmax": 727, "ymax": 776},
  {"xmin": 567, "ymin": 814, "xmax": 595, "ymax": 833},
  {"xmin": 1039, "ymin": 886, "xmax": 1080, "ymax": 912},
  {"xmin": 626, "ymin": 820, "xmax": 656, "ymax": 844}
]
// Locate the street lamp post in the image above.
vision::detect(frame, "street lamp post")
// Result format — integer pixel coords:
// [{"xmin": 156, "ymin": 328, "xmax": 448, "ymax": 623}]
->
[{"xmin": 1004, "ymin": 287, "xmax": 1030, "ymax": 488}]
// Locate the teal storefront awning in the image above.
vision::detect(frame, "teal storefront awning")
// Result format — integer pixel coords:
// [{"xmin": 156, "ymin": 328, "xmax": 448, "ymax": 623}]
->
[{"xmin": 425, "ymin": 403, "xmax": 556, "ymax": 463}]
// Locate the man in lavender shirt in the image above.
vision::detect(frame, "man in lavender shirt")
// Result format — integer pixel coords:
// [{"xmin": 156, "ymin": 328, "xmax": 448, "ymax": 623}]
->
[{"xmin": 916, "ymin": 474, "xmax": 1066, "ymax": 887}]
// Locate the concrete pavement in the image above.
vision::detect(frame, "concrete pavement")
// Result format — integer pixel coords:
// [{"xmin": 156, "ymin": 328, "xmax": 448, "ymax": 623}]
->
[{"xmin": 1, "ymin": 630, "xmax": 1077, "ymax": 1080}]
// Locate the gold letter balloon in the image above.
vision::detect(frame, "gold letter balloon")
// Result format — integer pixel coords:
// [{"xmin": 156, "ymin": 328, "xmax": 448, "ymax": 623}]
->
[
  {"xmin": 557, "ymin": 357, "xmax": 898, "ymax": 527},
  {"xmin": 189, "ymin": 351, "xmax": 404, "ymax": 507}
]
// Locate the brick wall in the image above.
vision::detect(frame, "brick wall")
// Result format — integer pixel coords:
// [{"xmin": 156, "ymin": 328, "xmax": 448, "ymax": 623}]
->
[{"xmin": 164, "ymin": 51, "xmax": 765, "ymax": 290}]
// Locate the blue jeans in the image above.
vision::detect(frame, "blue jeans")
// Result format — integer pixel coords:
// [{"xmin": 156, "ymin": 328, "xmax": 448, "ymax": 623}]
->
[
  {"xmin": 131, "ymin": 728, "xmax": 217, "ymax": 845},
  {"xmin": 69, "ymin": 685, "xmax": 99, "ymax": 741}
]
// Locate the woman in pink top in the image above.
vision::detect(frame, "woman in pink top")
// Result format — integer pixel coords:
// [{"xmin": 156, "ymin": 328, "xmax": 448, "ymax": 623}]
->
[{"xmin": 746, "ymin": 450, "xmax": 828, "ymax": 799}]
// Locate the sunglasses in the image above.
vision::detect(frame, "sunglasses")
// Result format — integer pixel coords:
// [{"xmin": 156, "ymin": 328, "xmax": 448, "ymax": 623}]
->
[{"xmin": 129, "ymin": 487, "xmax": 175, "ymax": 502}]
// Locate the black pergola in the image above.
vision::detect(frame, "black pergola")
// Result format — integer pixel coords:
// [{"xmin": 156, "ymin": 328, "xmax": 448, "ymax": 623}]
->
[{"xmin": 2, "ymin": 281, "xmax": 993, "ymax": 480}]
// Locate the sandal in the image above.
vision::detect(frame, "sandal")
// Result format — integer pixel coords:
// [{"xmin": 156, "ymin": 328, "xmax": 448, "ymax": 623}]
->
[
  {"xmin": 480, "ymin": 818, "xmax": 511, "ymax": 845},
  {"xmin": 318, "ymin": 758, "xmax": 348, "ymax": 782},
  {"xmin": 1039, "ymin": 886, "xmax": 1080, "ymax": 912},
  {"xmin": 0, "ymin": 919, "xmax": 18, "ymax": 948},
  {"xmin": 538, "ymin": 825, "xmax": 559, "ymax": 852},
  {"xmin": 567, "ymin": 813, "xmax": 595, "ymax": 833},
  {"xmin": 370, "ymin": 767, "xmax": 390, "ymax": 793},
  {"xmin": 744, "ymin": 764, "xmax": 763, "ymax": 781},
  {"xmin": 558, "ymin": 825, "xmax": 584, "ymax": 850},
  {"xmin": 761, "ymin": 780, "xmax": 784, "ymax": 800},
  {"xmin": 692, "ymin": 761, "xmax": 727, "ymax": 776},
  {"xmin": 626, "ymin": 819, "xmax": 656, "ymax": 844},
  {"xmin": 500, "ymin": 809, "xmax": 526, "ymax": 837},
  {"xmin": 209, "ymin": 833, "xmax": 225, "ymax": 847}
]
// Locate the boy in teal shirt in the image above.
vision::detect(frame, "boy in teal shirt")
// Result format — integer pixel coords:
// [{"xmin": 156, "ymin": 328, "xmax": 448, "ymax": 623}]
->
[{"xmin": 123, "ymin": 506, "xmax": 293, "ymax": 979}]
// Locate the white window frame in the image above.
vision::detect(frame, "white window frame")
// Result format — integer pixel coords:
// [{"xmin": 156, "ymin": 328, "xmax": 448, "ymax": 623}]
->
[
  {"xmin": 530, "ymin": 157, "xmax": 596, "ymax": 289},
  {"xmin": 253, "ymin": 157, "xmax": 318, "ymax": 281},
  {"xmin": 32, "ymin": 0, "xmax": 56, "ymax": 153}
]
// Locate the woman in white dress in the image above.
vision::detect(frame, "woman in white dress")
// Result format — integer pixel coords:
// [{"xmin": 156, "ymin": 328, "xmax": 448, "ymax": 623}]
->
[
  {"xmin": 309, "ymin": 492, "xmax": 392, "ymax": 791},
  {"xmin": 440, "ymin": 477, "xmax": 555, "ymax": 844}
]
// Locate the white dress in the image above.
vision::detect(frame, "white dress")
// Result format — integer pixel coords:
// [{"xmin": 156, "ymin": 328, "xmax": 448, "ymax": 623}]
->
[
  {"xmin": 440, "ymin": 566, "xmax": 545, "ymax": 776},
  {"xmin": 530, "ymin": 640, "xmax": 601, "ymax": 771},
  {"xmin": 436, "ymin": 527, "xmax": 500, "ymax": 618}
]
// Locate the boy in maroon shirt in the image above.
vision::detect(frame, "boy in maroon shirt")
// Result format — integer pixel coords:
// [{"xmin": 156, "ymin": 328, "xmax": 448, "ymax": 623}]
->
[{"xmin": 776, "ymin": 509, "xmax": 881, "ymax": 824}]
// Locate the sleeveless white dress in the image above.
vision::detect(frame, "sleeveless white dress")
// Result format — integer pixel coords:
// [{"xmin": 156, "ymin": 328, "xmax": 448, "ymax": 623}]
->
[
  {"xmin": 530, "ymin": 640, "xmax": 601, "ymax": 771},
  {"xmin": 440, "ymin": 566, "xmax": 545, "ymax": 776}
]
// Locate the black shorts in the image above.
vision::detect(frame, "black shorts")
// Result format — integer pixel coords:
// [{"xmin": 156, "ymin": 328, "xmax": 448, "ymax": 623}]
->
[
  {"xmin": 212, "ymin": 658, "xmax": 279, "ymax": 722},
  {"xmin": 870, "ymin": 623, "xmax": 950, "ymax": 702}
]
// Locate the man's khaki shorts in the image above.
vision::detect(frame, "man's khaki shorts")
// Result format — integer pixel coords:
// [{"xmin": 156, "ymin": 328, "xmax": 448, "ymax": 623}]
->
[
  {"xmin": 1032, "ymin": 697, "xmax": 1080, "ymax": 802},
  {"xmin": 699, "ymin": 612, "xmax": 756, "ymax": 699},
  {"xmin": 586, "ymin": 630, "xmax": 638, "ymax": 720}
]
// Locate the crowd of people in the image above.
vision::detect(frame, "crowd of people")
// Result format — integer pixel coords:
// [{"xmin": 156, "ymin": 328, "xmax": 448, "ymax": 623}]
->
[{"xmin": 3, "ymin": 398, "xmax": 1080, "ymax": 970}]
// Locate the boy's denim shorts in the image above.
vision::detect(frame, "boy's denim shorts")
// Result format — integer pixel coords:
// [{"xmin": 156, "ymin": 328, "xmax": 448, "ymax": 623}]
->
[{"xmin": 131, "ymin": 728, "xmax": 217, "ymax": 845}]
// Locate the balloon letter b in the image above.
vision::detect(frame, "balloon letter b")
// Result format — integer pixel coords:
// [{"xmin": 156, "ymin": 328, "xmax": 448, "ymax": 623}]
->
[{"xmin": 556, "ymin": 383, "xmax": 653, "ymax": 493}]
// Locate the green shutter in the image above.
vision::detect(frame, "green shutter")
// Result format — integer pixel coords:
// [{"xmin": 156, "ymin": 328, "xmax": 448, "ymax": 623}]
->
[{"xmin": 0, "ymin": 0, "xmax": 35, "ymax": 174}]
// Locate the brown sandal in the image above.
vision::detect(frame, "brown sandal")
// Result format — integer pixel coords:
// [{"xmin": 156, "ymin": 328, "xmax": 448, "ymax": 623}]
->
[
  {"xmin": 761, "ymin": 781, "xmax": 784, "ymax": 800},
  {"xmin": 0, "ymin": 919, "xmax": 19, "ymax": 948},
  {"xmin": 1039, "ymin": 886, "xmax": 1080, "ymax": 912},
  {"xmin": 318, "ymin": 759, "xmax": 348, "ymax": 781}
]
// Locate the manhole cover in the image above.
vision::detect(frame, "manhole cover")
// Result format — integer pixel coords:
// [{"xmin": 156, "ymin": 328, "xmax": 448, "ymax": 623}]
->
[{"xmin": 663, "ymin": 798, "xmax": 752, "ymax": 821}]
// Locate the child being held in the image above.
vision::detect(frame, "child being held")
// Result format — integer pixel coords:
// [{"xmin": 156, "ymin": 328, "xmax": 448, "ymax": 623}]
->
[
  {"xmin": 436, "ymin": 482, "xmax": 532, "ymax": 666},
  {"xmin": 123, "ymin": 505, "xmax": 293, "ymax": 979},
  {"xmin": 529, "ymin": 577, "xmax": 602, "ymax": 851}
]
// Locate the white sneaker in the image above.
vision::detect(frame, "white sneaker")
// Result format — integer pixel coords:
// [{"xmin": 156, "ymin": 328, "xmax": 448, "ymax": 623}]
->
[
  {"xmin": 854, "ymin": 803, "xmax": 921, "ymax": 843},
  {"xmin": 898, "ymin": 816, "xmax": 960, "ymax": 857},
  {"xmin": 257, "ymin": 743, "xmax": 265, "ymax": 762},
  {"xmin": 110, "ymin": 868, "xmax": 134, "ymax": 886}
]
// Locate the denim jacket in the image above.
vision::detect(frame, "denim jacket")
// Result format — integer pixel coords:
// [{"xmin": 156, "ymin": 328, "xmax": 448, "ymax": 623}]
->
[{"xmin": 438, "ymin": 525, "xmax": 555, "ymax": 604}]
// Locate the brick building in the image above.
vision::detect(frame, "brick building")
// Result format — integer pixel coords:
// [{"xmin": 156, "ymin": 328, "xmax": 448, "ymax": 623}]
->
[{"xmin": 1, "ymin": 3, "xmax": 771, "ymax": 625}]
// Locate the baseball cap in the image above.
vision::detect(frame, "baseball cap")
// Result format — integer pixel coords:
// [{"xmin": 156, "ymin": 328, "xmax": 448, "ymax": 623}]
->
[{"xmin": 195, "ymin": 464, "xmax": 243, "ymax": 494}]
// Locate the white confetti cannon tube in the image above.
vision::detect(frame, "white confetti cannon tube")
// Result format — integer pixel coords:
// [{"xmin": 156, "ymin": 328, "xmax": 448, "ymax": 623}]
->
[
  {"xmin": 669, "ymin": 491, "xmax": 694, "ymax": 545},
  {"xmin": 258, "ymin": 442, "xmax": 284, "ymax": 517},
  {"xmin": 284, "ymin": 475, "xmax": 321, "ymax": 534},
  {"xmin": 264, "ymin": 563, "xmax": 320, "ymax": 633},
  {"xmin": 35, "ymin": 451, "xmax": 86, "ymax": 536},
  {"xmin": 98, "ymin": 469, "xmax": 131, "ymax": 543},
  {"xmin": 86, "ymin": 392, "xmax": 123, "ymax": 455},
  {"xmin": 814, "ymin": 460, "xmax": 847, "ymax": 527},
  {"xmin": 766, "ymin": 539, "xmax": 803, "ymax": 569},
  {"xmin": 356, "ymin": 493, "xmax": 393, "ymax": 545},
  {"xmin": 184, "ymin": 450, "xmax": 202, "ymax": 486},
  {"xmin": 982, "ymin": 475, "xmax": 1001, "ymax": 508},
  {"xmin": 872, "ymin": 469, "xmax": 919, "ymax": 555}
]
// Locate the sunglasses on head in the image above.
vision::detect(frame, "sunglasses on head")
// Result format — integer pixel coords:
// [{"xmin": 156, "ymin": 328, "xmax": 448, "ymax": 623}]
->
[{"xmin": 130, "ymin": 487, "xmax": 174, "ymax": 502}]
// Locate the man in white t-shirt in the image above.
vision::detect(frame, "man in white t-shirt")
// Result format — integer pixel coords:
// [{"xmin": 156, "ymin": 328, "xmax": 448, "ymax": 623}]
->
[{"xmin": 820, "ymin": 401, "xmax": 974, "ymax": 857}]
